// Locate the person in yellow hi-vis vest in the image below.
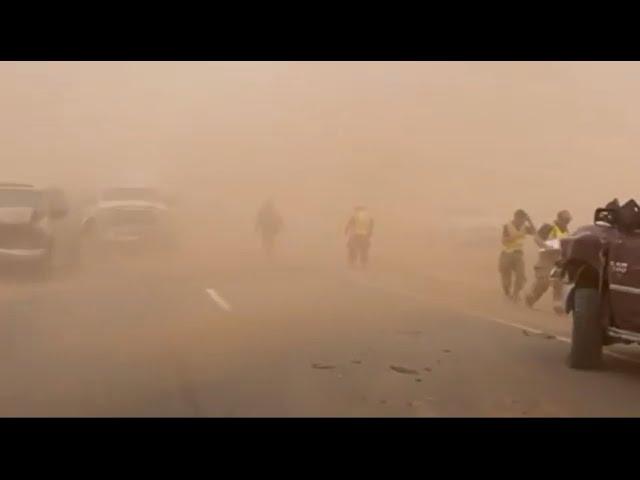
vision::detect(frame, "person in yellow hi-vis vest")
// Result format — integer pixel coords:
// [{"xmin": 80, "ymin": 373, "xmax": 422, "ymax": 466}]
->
[
  {"xmin": 345, "ymin": 206, "xmax": 374, "ymax": 268},
  {"xmin": 525, "ymin": 210, "xmax": 572, "ymax": 314},
  {"xmin": 499, "ymin": 209, "xmax": 536, "ymax": 302}
]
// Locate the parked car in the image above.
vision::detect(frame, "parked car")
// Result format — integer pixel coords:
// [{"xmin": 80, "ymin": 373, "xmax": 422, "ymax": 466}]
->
[
  {"xmin": 80, "ymin": 186, "xmax": 177, "ymax": 256},
  {"xmin": 0, "ymin": 182, "xmax": 69, "ymax": 277}
]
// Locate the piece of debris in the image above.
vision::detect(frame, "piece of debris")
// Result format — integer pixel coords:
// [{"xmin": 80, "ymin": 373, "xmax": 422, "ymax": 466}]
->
[
  {"xmin": 351, "ymin": 360, "xmax": 363, "ymax": 364},
  {"xmin": 379, "ymin": 400, "xmax": 388, "ymax": 405},
  {"xmin": 424, "ymin": 367, "xmax": 432, "ymax": 372},
  {"xmin": 407, "ymin": 400, "xmax": 423, "ymax": 408},
  {"xmin": 442, "ymin": 349, "xmax": 451, "ymax": 353},
  {"xmin": 311, "ymin": 363, "xmax": 336, "ymax": 370},
  {"xmin": 397, "ymin": 330, "xmax": 422, "ymax": 337},
  {"xmin": 522, "ymin": 330, "xmax": 556, "ymax": 340},
  {"xmin": 415, "ymin": 378, "xmax": 422, "ymax": 383},
  {"xmin": 390, "ymin": 365, "xmax": 419, "ymax": 375}
]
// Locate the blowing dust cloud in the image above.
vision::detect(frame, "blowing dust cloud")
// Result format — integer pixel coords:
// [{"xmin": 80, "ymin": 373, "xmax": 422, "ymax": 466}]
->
[{"xmin": 1, "ymin": 61, "xmax": 640, "ymax": 417}]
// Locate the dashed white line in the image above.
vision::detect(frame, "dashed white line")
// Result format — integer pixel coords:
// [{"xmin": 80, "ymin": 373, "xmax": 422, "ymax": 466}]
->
[
  {"xmin": 205, "ymin": 288, "xmax": 232, "ymax": 312},
  {"xmin": 458, "ymin": 309, "xmax": 546, "ymax": 336}
]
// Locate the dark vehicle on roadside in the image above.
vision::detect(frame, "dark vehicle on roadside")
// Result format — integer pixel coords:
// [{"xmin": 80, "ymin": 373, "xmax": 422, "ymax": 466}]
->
[
  {"xmin": 0, "ymin": 183, "xmax": 69, "ymax": 277},
  {"xmin": 556, "ymin": 199, "xmax": 640, "ymax": 369}
]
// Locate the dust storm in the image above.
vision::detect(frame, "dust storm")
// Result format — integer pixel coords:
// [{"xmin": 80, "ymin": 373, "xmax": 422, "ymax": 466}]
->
[{"xmin": 2, "ymin": 61, "xmax": 640, "ymax": 416}]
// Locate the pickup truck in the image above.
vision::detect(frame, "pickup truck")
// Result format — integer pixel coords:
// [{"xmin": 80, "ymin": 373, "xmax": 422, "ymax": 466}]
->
[{"xmin": 557, "ymin": 199, "xmax": 640, "ymax": 369}]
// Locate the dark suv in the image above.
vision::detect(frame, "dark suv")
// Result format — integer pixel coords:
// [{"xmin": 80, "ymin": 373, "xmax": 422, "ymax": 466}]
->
[{"xmin": 558, "ymin": 199, "xmax": 640, "ymax": 369}]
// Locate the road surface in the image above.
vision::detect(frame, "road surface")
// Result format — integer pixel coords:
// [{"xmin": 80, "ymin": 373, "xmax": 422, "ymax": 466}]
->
[{"xmin": 2, "ymin": 250, "xmax": 640, "ymax": 417}]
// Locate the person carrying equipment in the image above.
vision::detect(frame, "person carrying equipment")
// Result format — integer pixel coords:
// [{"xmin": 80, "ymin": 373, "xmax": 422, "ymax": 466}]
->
[
  {"xmin": 499, "ymin": 209, "xmax": 536, "ymax": 302},
  {"xmin": 345, "ymin": 206, "xmax": 374, "ymax": 268},
  {"xmin": 525, "ymin": 210, "xmax": 572, "ymax": 314}
]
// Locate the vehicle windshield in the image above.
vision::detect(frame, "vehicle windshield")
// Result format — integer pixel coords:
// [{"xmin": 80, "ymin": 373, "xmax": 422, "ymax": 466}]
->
[
  {"xmin": 0, "ymin": 188, "xmax": 44, "ymax": 209},
  {"xmin": 101, "ymin": 188, "xmax": 161, "ymax": 203}
]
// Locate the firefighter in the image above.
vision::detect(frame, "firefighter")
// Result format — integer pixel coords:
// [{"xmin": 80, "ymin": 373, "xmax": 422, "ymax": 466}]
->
[
  {"xmin": 525, "ymin": 210, "xmax": 572, "ymax": 314},
  {"xmin": 345, "ymin": 206, "xmax": 374, "ymax": 269},
  {"xmin": 499, "ymin": 209, "xmax": 536, "ymax": 302}
]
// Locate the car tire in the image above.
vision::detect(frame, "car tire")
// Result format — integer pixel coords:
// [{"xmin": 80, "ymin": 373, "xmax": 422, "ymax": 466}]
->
[{"xmin": 569, "ymin": 288, "xmax": 604, "ymax": 369}]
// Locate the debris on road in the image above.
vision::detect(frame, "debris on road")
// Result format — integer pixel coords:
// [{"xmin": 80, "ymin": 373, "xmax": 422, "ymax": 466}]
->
[
  {"xmin": 390, "ymin": 365, "xmax": 419, "ymax": 375},
  {"xmin": 442, "ymin": 349, "xmax": 452, "ymax": 353},
  {"xmin": 396, "ymin": 330, "xmax": 422, "ymax": 337},
  {"xmin": 522, "ymin": 330, "xmax": 556, "ymax": 340},
  {"xmin": 351, "ymin": 360, "xmax": 363, "ymax": 364},
  {"xmin": 415, "ymin": 378, "xmax": 422, "ymax": 383},
  {"xmin": 423, "ymin": 367, "xmax": 432, "ymax": 372},
  {"xmin": 311, "ymin": 363, "xmax": 336, "ymax": 370}
]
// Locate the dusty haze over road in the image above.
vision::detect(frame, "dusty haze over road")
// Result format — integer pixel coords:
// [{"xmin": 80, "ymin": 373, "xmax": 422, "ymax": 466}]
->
[{"xmin": 2, "ymin": 61, "xmax": 640, "ymax": 416}]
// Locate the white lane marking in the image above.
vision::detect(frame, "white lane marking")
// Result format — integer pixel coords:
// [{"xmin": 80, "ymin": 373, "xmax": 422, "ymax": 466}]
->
[
  {"xmin": 459, "ymin": 309, "xmax": 545, "ymax": 336},
  {"xmin": 205, "ymin": 288, "xmax": 232, "ymax": 312},
  {"xmin": 0, "ymin": 248, "xmax": 46, "ymax": 256},
  {"xmin": 351, "ymin": 276, "xmax": 640, "ymax": 365}
]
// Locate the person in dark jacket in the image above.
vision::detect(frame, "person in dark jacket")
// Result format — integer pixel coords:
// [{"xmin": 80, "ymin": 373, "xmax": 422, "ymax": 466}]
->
[{"xmin": 256, "ymin": 199, "xmax": 284, "ymax": 258}]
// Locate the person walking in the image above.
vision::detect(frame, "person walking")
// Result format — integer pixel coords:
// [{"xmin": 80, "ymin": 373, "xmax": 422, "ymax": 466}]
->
[
  {"xmin": 525, "ymin": 210, "xmax": 572, "ymax": 314},
  {"xmin": 255, "ymin": 199, "xmax": 284, "ymax": 258},
  {"xmin": 499, "ymin": 209, "xmax": 535, "ymax": 302},
  {"xmin": 345, "ymin": 206, "xmax": 374, "ymax": 269}
]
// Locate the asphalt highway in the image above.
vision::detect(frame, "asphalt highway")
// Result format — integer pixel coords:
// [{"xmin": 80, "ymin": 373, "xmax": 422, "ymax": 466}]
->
[{"xmin": 2, "ymin": 242, "xmax": 640, "ymax": 417}]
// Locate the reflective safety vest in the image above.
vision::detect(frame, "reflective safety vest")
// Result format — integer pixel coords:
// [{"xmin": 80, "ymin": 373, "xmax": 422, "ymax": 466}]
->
[
  {"xmin": 502, "ymin": 222, "xmax": 527, "ymax": 253},
  {"xmin": 539, "ymin": 223, "xmax": 569, "ymax": 256},
  {"xmin": 353, "ymin": 211, "xmax": 373, "ymax": 235},
  {"xmin": 549, "ymin": 223, "xmax": 569, "ymax": 240}
]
